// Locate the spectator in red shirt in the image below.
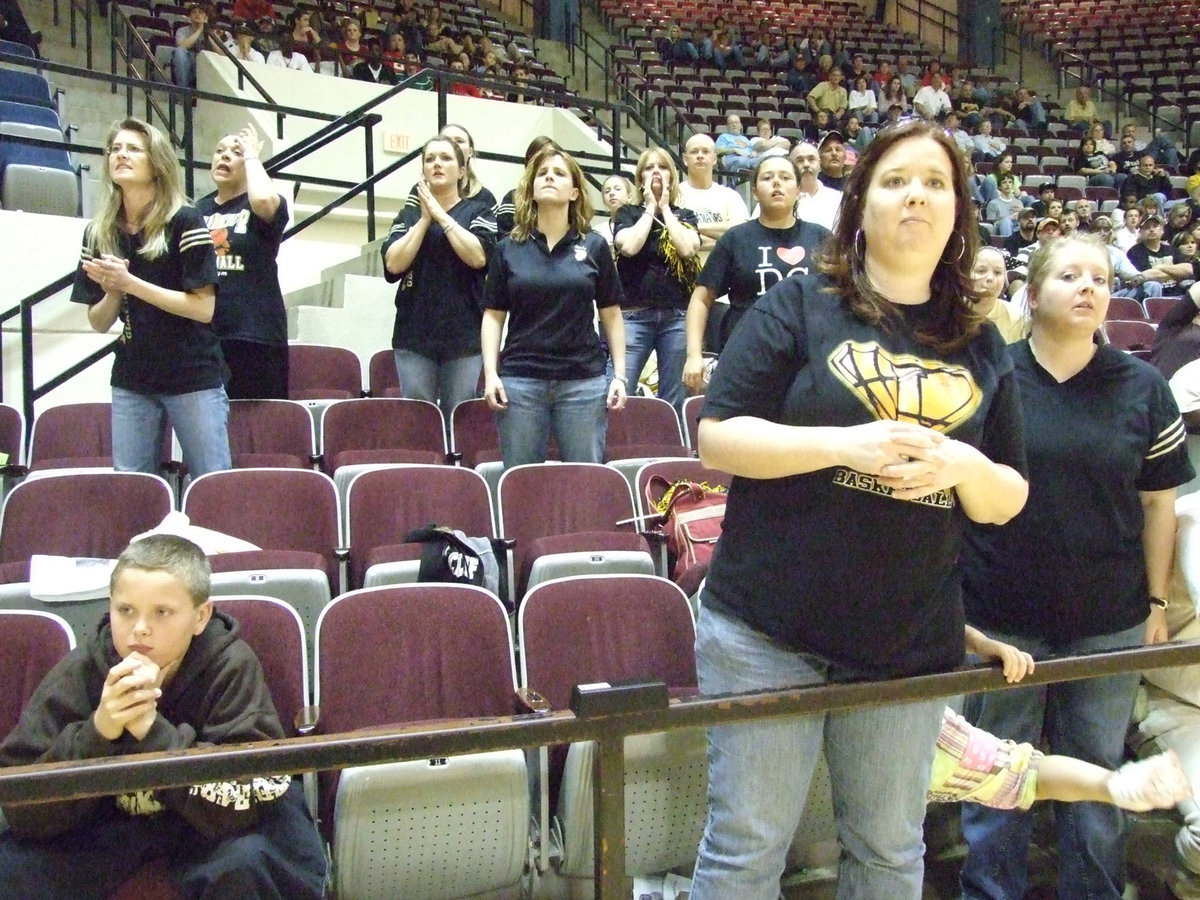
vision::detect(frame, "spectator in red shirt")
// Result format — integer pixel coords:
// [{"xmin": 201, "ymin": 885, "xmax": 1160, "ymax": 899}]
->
[
  {"xmin": 448, "ymin": 57, "xmax": 481, "ymax": 96},
  {"xmin": 232, "ymin": 0, "xmax": 273, "ymax": 23}
]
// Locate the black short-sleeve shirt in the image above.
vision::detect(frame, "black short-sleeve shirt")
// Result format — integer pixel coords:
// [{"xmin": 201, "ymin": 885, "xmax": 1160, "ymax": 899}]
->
[
  {"xmin": 963, "ymin": 341, "xmax": 1193, "ymax": 643},
  {"xmin": 195, "ymin": 191, "xmax": 289, "ymax": 346},
  {"xmin": 70, "ymin": 207, "xmax": 225, "ymax": 395},
  {"xmin": 697, "ymin": 218, "xmax": 830, "ymax": 347},
  {"xmin": 381, "ymin": 197, "xmax": 497, "ymax": 358},
  {"xmin": 1127, "ymin": 242, "xmax": 1184, "ymax": 273},
  {"xmin": 613, "ymin": 204, "xmax": 700, "ymax": 311},
  {"xmin": 484, "ymin": 228, "xmax": 621, "ymax": 380},
  {"xmin": 700, "ymin": 274, "xmax": 1027, "ymax": 679}
]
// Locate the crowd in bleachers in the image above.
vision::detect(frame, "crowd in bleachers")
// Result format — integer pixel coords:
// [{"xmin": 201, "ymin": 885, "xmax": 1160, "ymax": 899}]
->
[
  {"xmin": 15, "ymin": 0, "xmax": 1200, "ymax": 896},
  {"xmin": 132, "ymin": 0, "xmax": 561, "ymax": 100}
]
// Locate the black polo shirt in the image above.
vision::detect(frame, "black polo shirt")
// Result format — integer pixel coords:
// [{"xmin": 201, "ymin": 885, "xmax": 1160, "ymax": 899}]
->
[{"xmin": 484, "ymin": 228, "xmax": 621, "ymax": 380}]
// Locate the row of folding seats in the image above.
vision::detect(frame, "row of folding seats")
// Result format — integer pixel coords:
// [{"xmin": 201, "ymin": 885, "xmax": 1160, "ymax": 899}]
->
[
  {"xmin": 0, "ymin": 574, "xmax": 755, "ymax": 898},
  {"xmin": 0, "ymin": 65, "xmax": 78, "ymax": 216},
  {"xmin": 1106, "ymin": 295, "xmax": 1188, "ymax": 325},
  {"xmin": 23, "ymin": 391, "xmax": 695, "ymax": 476},
  {"xmin": 0, "ymin": 457, "xmax": 725, "ymax": 632}
]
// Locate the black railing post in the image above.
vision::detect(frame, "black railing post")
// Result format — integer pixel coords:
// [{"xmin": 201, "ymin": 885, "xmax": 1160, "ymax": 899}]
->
[
  {"xmin": 19, "ymin": 299, "xmax": 34, "ymax": 438},
  {"xmin": 183, "ymin": 99, "xmax": 195, "ymax": 197},
  {"xmin": 611, "ymin": 115, "xmax": 622, "ymax": 173},
  {"xmin": 85, "ymin": 1, "xmax": 93, "ymax": 71},
  {"xmin": 365, "ymin": 118, "xmax": 377, "ymax": 243},
  {"xmin": 436, "ymin": 74, "xmax": 448, "ymax": 131},
  {"xmin": 110, "ymin": 16, "xmax": 118, "ymax": 93}
]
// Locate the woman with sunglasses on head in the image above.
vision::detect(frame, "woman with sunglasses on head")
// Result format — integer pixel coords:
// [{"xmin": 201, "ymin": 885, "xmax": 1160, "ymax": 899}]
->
[
  {"xmin": 382, "ymin": 134, "xmax": 496, "ymax": 421},
  {"xmin": 688, "ymin": 119, "xmax": 1029, "ymax": 900},
  {"xmin": 196, "ymin": 122, "xmax": 289, "ymax": 399},
  {"xmin": 72, "ymin": 117, "xmax": 229, "ymax": 477}
]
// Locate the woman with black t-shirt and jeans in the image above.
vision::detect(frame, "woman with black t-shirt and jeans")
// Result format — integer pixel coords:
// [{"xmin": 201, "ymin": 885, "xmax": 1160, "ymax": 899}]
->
[
  {"xmin": 683, "ymin": 155, "xmax": 830, "ymax": 392},
  {"xmin": 613, "ymin": 147, "xmax": 700, "ymax": 412},
  {"xmin": 196, "ymin": 122, "xmax": 289, "ymax": 399},
  {"xmin": 382, "ymin": 135, "xmax": 496, "ymax": 421},
  {"xmin": 481, "ymin": 146, "xmax": 626, "ymax": 467},
  {"xmin": 688, "ymin": 120, "xmax": 1029, "ymax": 900},
  {"xmin": 71, "ymin": 117, "xmax": 229, "ymax": 478}
]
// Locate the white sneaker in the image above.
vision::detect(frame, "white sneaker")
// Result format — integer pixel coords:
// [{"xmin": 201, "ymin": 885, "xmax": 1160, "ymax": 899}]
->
[{"xmin": 1107, "ymin": 750, "xmax": 1193, "ymax": 812}]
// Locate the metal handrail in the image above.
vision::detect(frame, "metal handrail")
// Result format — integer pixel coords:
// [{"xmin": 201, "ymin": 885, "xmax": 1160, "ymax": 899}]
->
[
  {"xmin": 3, "ymin": 9, "xmax": 665, "ymax": 435},
  {"xmin": 0, "ymin": 639, "xmax": 1195, "ymax": 900},
  {"xmin": 895, "ymin": 0, "xmax": 956, "ymax": 58}
]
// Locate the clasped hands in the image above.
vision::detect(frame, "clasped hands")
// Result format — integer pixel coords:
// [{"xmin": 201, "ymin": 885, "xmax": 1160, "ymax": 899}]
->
[
  {"xmin": 93, "ymin": 653, "xmax": 162, "ymax": 742},
  {"xmin": 845, "ymin": 419, "xmax": 974, "ymax": 502}
]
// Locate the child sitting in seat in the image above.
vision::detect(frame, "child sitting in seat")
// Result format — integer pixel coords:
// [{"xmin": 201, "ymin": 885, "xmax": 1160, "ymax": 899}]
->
[{"xmin": 0, "ymin": 534, "xmax": 327, "ymax": 899}]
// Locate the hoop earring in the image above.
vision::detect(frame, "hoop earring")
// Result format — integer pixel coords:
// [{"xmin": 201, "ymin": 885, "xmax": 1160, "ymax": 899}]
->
[
  {"xmin": 942, "ymin": 233, "xmax": 965, "ymax": 263},
  {"xmin": 853, "ymin": 229, "xmax": 866, "ymax": 262}
]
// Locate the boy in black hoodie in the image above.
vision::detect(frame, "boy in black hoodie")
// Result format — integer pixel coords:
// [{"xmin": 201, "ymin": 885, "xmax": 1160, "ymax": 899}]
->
[{"xmin": 0, "ymin": 534, "xmax": 326, "ymax": 899}]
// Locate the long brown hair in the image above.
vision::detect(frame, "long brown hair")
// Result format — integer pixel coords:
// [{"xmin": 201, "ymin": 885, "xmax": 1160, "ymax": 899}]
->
[
  {"xmin": 817, "ymin": 118, "xmax": 983, "ymax": 354},
  {"xmin": 510, "ymin": 146, "xmax": 593, "ymax": 241}
]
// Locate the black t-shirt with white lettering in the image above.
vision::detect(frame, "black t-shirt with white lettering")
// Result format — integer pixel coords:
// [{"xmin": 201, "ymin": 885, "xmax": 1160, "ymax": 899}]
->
[
  {"xmin": 70, "ymin": 207, "xmax": 225, "ymax": 395},
  {"xmin": 195, "ymin": 191, "xmax": 288, "ymax": 345},
  {"xmin": 964, "ymin": 341, "xmax": 1193, "ymax": 643},
  {"xmin": 697, "ymin": 218, "xmax": 830, "ymax": 347},
  {"xmin": 483, "ymin": 228, "xmax": 621, "ymax": 380},
  {"xmin": 701, "ymin": 274, "xmax": 1027, "ymax": 679}
]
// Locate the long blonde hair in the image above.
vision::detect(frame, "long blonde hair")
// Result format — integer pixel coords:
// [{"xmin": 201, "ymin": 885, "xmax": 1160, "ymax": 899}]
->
[
  {"xmin": 510, "ymin": 146, "xmax": 593, "ymax": 241},
  {"xmin": 88, "ymin": 117, "xmax": 185, "ymax": 260},
  {"xmin": 631, "ymin": 147, "xmax": 683, "ymax": 207}
]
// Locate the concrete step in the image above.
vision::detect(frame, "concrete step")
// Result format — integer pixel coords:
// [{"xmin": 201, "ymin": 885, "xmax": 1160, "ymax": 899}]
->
[{"xmin": 289, "ymin": 274, "xmax": 395, "ymax": 379}]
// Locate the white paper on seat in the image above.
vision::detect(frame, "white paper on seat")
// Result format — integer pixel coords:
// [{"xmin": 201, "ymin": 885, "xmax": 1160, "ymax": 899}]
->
[{"xmin": 29, "ymin": 555, "xmax": 116, "ymax": 602}]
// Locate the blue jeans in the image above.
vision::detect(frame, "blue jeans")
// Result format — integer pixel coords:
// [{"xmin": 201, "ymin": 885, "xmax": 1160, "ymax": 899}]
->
[
  {"xmin": 960, "ymin": 622, "xmax": 1145, "ymax": 900},
  {"xmin": 624, "ymin": 308, "xmax": 687, "ymax": 414},
  {"xmin": 496, "ymin": 374, "xmax": 607, "ymax": 467},
  {"xmin": 690, "ymin": 606, "xmax": 944, "ymax": 900},
  {"xmin": 393, "ymin": 349, "xmax": 481, "ymax": 424},
  {"xmin": 0, "ymin": 781, "xmax": 325, "ymax": 900},
  {"xmin": 171, "ymin": 47, "xmax": 197, "ymax": 88},
  {"xmin": 112, "ymin": 385, "xmax": 230, "ymax": 478}
]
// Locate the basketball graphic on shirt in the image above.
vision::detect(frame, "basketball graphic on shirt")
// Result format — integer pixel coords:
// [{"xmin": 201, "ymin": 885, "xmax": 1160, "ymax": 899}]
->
[
  {"xmin": 829, "ymin": 340, "xmax": 981, "ymax": 433},
  {"xmin": 210, "ymin": 227, "xmax": 230, "ymax": 257}
]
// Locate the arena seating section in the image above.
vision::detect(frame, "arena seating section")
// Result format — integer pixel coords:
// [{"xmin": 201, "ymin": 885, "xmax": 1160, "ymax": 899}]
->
[{"xmin": 1005, "ymin": 0, "xmax": 1200, "ymax": 145}]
